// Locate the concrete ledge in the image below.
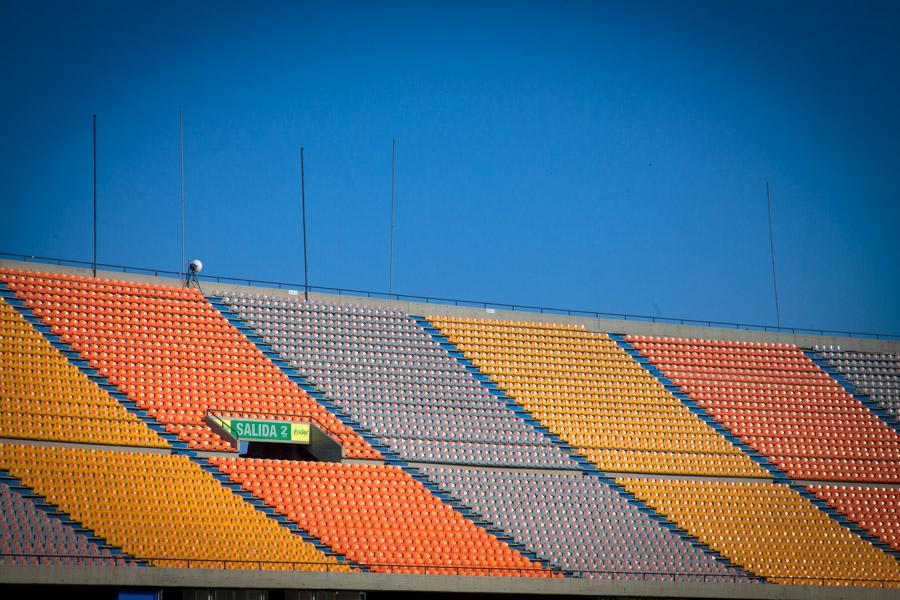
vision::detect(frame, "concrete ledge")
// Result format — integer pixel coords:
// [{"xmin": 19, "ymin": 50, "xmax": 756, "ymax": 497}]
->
[
  {"xmin": 0, "ymin": 566, "xmax": 896, "ymax": 599},
  {"xmin": 0, "ymin": 437, "xmax": 170, "ymax": 454}
]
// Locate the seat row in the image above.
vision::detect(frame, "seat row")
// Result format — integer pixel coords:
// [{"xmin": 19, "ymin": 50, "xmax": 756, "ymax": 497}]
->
[
  {"xmin": 0, "ymin": 443, "xmax": 341, "ymax": 571},
  {"xmin": 420, "ymin": 466, "xmax": 743, "ymax": 580},
  {"xmin": 428, "ymin": 316, "xmax": 764, "ymax": 478},
  {"xmin": 210, "ymin": 457, "xmax": 552, "ymax": 577},
  {"xmin": 222, "ymin": 293, "xmax": 572, "ymax": 469},
  {"xmin": 815, "ymin": 348, "xmax": 899, "ymax": 421},
  {"xmin": 619, "ymin": 478, "xmax": 900, "ymax": 586},
  {"xmin": 0, "ymin": 298, "xmax": 167, "ymax": 449},
  {"xmin": 1, "ymin": 269, "xmax": 377, "ymax": 459},
  {"xmin": 807, "ymin": 485, "xmax": 899, "ymax": 551},
  {"xmin": 0, "ymin": 481, "xmax": 128, "ymax": 566},
  {"xmin": 628, "ymin": 335, "xmax": 900, "ymax": 483}
]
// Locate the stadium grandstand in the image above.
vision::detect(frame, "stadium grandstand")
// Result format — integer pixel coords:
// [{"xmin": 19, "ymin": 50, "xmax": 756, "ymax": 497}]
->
[{"xmin": 0, "ymin": 258, "xmax": 898, "ymax": 600}]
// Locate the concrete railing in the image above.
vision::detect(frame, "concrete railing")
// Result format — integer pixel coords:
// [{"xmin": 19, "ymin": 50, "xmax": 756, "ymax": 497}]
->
[{"xmin": 3, "ymin": 553, "xmax": 900, "ymax": 586}]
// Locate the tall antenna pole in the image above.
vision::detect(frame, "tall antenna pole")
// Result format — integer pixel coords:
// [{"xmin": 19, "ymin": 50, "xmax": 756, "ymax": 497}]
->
[
  {"xmin": 180, "ymin": 110, "xmax": 185, "ymax": 276},
  {"xmin": 388, "ymin": 138, "xmax": 396, "ymax": 295},
  {"xmin": 766, "ymin": 181, "xmax": 782, "ymax": 329},
  {"xmin": 92, "ymin": 114, "xmax": 97, "ymax": 278},
  {"xmin": 300, "ymin": 147, "xmax": 309, "ymax": 302}
]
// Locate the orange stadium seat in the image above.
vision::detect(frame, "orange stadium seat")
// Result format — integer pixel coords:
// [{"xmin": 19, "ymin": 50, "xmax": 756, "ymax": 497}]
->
[
  {"xmin": 210, "ymin": 457, "xmax": 552, "ymax": 577},
  {"xmin": 0, "ymin": 268, "xmax": 380, "ymax": 459},
  {"xmin": 626, "ymin": 335, "xmax": 900, "ymax": 482},
  {"xmin": 808, "ymin": 485, "xmax": 900, "ymax": 551}
]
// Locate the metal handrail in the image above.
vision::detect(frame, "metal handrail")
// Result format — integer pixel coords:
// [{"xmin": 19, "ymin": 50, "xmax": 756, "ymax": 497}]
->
[
  {"xmin": 2, "ymin": 251, "xmax": 899, "ymax": 341},
  {"xmin": 1, "ymin": 553, "xmax": 899, "ymax": 585}
]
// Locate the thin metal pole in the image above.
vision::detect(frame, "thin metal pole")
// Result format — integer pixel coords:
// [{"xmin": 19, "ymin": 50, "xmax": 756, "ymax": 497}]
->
[
  {"xmin": 388, "ymin": 138, "xmax": 396, "ymax": 295},
  {"xmin": 180, "ymin": 110, "xmax": 185, "ymax": 276},
  {"xmin": 300, "ymin": 147, "xmax": 309, "ymax": 301},
  {"xmin": 766, "ymin": 181, "xmax": 782, "ymax": 328},
  {"xmin": 92, "ymin": 114, "xmax": 97, "ymax": 278}
]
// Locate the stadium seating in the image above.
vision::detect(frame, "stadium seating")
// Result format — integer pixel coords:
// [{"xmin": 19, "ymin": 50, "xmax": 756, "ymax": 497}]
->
[
  {"xmin": 421, "ymin": 466, "xmax": 744, "ymax": 581},
  {"xmin": 209, "ymin": 457, "xmax": 551, "ymax": 577},
  {"xmin": 0, "ymin": 269, "xmax": 378, "ymax": 459},
  {"xmin": 0, "ymin": 298, "xmax": 166, "ymax": 448},
  {"xmin": 1, "ymin": 264, "xmax": 899, "ymax": 589},
  {"xmin": 0, "ymin": 481, "xmax": 125, "ymax": 566},
  {"xmin": 627, "ymin": 336, "xmax": 900, "ymax": 482},
  {"xmin": 619, "ymin": 478, "xmax": 900, "ymax": 586},
  {"xmin": 808, "ymin": 485, "xmax": 900, "ymax": 551},
  {"xmin": 0, "ymin": 443, "xmax": 343, "ymax": 570},
  {"xmin": 218, "ymin": 293, "xmax": 572, "ymax": 468},
  {"xmin": 427, "ymin": 316, "xmax": 766, "ymax": 477},
  {"xmin": 814, "ymin": 346, "xmax": 899, "ymax": 422}
]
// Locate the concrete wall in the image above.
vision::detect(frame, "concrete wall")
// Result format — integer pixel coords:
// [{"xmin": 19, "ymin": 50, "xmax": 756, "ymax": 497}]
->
[
  {"xmin": 1, "ymin": 565, "xmax": 897, "ymax": 599},
  {"xmin": 3, "ymin": 258, "xmax": 898, "ymax": 353}
]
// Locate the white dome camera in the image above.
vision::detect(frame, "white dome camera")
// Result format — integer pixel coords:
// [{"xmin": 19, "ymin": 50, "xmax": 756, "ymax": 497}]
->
[{"xmin": 188, "ymin": 259, "xmax": 203, "ymax": 274}]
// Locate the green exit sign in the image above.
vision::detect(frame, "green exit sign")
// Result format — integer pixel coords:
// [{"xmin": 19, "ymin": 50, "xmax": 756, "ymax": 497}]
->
[{"xmin": 216, "ymin": 418, "xmax": 310, "ymax": 443}]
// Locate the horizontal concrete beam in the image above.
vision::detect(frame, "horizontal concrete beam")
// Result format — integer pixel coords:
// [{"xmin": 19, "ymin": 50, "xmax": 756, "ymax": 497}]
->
[
  {"xmin": 1, "ymin": 566, "xmax": 897, "ymax": 599},
  {"xmin": 0, "ymin": 437, "xmax": 169, "ymax": 455},
  {"xmin": 3, "ymin": 259, "xmax": 897, "ymax": 353}
]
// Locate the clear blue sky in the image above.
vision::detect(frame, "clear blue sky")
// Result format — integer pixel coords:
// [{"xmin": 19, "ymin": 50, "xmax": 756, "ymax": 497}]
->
[{"xmin": 1, "ymin": 1, "xmax": 898, "ymax": 334}]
